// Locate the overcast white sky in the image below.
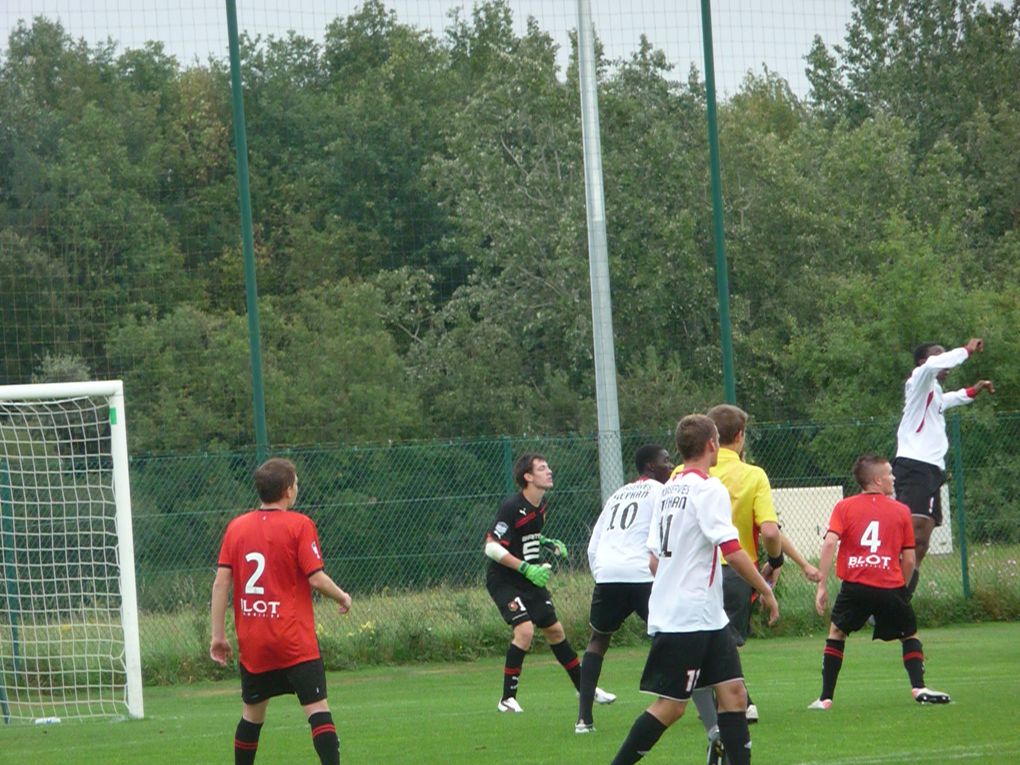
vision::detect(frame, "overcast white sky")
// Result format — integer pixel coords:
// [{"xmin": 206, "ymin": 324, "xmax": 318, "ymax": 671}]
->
[{"xmin": 1, "ymin": 1, "xmax": 853, "ymax": 97}]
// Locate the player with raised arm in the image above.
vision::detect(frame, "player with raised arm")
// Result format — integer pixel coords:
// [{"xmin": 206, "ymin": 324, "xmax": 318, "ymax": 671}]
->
[
  {"xmin": 894, "ymin": 337, "xmax": 993, "ymax": 593},
  {"xmin": 210, "ymin": 457, "xmax": 352, "ymax": 765},
  {"xmin": 809, "ymin": 454, "xmax": 950, "ymax": 710},
  {"xmin": 575, "ymin": 445, "xmax": 673, "ymax": 734},
  {"xmin": 609, "ymin": 415, "xmax": 779, "ymax": 765},
  {"xmin": 484, "ymin": 453, "xmax": 614, "ymax": 713}
]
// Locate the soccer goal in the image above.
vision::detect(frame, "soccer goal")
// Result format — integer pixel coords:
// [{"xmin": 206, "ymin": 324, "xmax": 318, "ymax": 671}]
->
[{"xmin": 0, "ymin": 380, "xmax": 143, "ymax": 723}]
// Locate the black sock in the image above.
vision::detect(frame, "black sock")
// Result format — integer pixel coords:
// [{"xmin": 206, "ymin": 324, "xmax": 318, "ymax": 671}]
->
[
  {"xmin": 610, "ymin": 711, "xmax": 668, "ymax": 765},
  {"xmin": 503, "ymin": 643, "xmax": 527, "ymax": 699},
  {"xmin": 234, "ymin": 718, "xmax": 262, "ymax": 765},
  {"xmin": 578, "ymin": 651, "xmax": 603, "ymax": 724},
  {"xmin": 821, "ymin": 638, "xmax": 845, "ymax": 701},
  {"xmin": 550, "ymin": 639, "xmax": 582, "ymax": 690},
  {"xmin": 907, "ymin": 568, "xmax": 920, "ymax": 594},
  {"xmin": 308, "ymin": 711, "xmax": 340, "ymax": 765},
  {"xmin": 902, "ymin": 638, "xmax": 925, "ymax": 688},
  {"xmin": 717, "ymin": 710, "xmax": 751, "ymax": 765}
]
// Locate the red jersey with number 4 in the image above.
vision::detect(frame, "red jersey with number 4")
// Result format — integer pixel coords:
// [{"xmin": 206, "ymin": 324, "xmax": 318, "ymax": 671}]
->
[
  {"xmin": 217, "ymin": 509, "xmax": 325, "ymax": 672},
  {"xmin": 827, "ymin": 493, "xmax": 915, "ymax": 589}
]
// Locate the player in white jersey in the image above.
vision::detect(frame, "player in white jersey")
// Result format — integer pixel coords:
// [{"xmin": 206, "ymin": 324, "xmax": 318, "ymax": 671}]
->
[
  {"xmin": 609, "ymin": 415, "xmax": 778, "ymax": 765},
  {"xmin": 893, "ymin": 338, "xmax": 993, "ymax": 592},
  {"xmin": 575, "ymin": 445, "xmax": 673, "ymax": 733}
]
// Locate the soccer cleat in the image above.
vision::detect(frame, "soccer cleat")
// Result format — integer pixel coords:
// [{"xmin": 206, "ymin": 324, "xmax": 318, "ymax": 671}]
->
[
  {"xmin": 575, "ymin": 721, "xmax": 595, "ymax": 734},
  {"xmin": 745, "ymin": 702, "xmax": 759, "ymax": 723},
  {"xmin": 594, "ymin": 687, "xmax": 617, "ymax": 705},
  {"xmin": 497, "ymin": 697, "xmax": 524, "ymax": 713},
  {"xmin": 706, "ymin": 734, "xmax": 726, "ymax": 765},
  {"xmin": 808, "ymin": 698, "xmax": 833, "ymax": 710},
  {"xmin": 912, "ymin": 687, "xmax": 951, "ymax": 704}
]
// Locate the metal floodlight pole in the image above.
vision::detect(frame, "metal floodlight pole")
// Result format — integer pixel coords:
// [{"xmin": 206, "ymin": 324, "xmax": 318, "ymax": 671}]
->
[
  {"xmin": 577, "ymin": 0, "xmax": 625, "ymax": 501},
  {"xmin": 226, "ymin": 0, "xmax": 270, "ymax": 461},
  {"xmin": 700, "ymin": 0, "xmax": 737, "ymax": 404}
]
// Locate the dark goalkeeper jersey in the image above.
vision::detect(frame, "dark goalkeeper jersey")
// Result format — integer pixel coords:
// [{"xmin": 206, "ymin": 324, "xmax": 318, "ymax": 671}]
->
[{"xmin": 486, "ymin": 492, "xmax": 547, "ymax": 586}]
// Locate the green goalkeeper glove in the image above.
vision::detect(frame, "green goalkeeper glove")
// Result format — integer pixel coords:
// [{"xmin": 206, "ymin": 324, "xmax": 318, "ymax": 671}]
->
[
  {"xmin": 539, "ymin": 535, "xmax": 568, "ymax": 558},
  {"xmin": 518, "ymin": 561, "xmax": 552, "ymax": 588}
]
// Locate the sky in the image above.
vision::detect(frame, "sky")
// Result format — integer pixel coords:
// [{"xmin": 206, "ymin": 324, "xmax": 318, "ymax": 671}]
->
[{"xmin": 1, "ymin": 1, "xmax": 854, "ymax": 97}]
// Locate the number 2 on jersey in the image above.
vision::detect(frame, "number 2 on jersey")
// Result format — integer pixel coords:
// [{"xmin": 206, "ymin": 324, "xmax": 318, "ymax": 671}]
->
[
  {"xmin": 860, "ymin": 520, "xmax": 881, "ymax": 553},
  {"xmin": 244, "ymin": 551, "xmax": 266, "ymax": 594}
]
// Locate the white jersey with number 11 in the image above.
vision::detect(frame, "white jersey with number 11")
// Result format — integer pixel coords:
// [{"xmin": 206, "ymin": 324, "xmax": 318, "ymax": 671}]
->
[{"xmin": 645, "ymin": 469, "xmax": 740, "ymax": 633}]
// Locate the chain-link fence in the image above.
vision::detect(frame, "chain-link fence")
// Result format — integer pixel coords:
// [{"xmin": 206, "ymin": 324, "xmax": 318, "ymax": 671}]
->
[{"xmin": 132, "ymin": 413, "xmax": 1019, "ymax": 682}]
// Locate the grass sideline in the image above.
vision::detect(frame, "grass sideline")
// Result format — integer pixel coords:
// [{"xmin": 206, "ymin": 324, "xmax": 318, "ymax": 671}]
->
[{"xmin": 3, "ymin": 623, "xmax": 1017, "ymax": 764}]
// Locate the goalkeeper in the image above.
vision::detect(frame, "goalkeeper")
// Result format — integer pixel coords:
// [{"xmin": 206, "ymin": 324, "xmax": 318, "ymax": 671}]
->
[{"xmin": 484, "ymin": 453, "xmax": 614, "ymax": 713}]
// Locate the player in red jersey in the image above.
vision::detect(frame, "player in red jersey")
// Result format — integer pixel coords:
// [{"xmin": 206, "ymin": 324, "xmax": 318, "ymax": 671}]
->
[
  {"xmin": 210, "ymin": 458, "xmax": 352, "ymax": 765},
  {"xmin": 809, "ymin": 454, "xmax": 950, "ymax": 710}
]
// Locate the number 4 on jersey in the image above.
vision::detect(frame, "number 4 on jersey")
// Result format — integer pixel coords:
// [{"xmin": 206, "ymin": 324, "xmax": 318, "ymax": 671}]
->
[{"xmin": 860, "ymin": 520, "xmax": 881, "ymax": 554}]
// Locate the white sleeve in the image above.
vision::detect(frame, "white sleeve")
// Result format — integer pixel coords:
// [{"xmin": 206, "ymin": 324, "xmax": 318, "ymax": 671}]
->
[
  {"xmin": 943, "ymin": 388, "xmax": 974, "ymax": 411},
  {"xmin": 698, "ymin": 481, "xmax": 740, "ymax": 547},
  {"xmin": 907, "ymin": 347, "xmax": 970, "ymax": 396},
  {"xmin": 645, "ymin": 495, "xmax": 662, "ymax": 557}
]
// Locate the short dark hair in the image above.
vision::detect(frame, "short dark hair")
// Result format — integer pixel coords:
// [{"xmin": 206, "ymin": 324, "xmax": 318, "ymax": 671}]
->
[
  {"xmin": 675, "ymin": 414, "xmax": 718, "ymax": 461},
  {"xmin": 254, "ymin": 457, "xmax": 297, "ymax": 503},
  {"xmin": 513, "ymin": 453, "xmax": 547, "ymax": 488},
  {"xmin": 635, "ymin": 444, "xmax": 666, "ymax": 474},
  {"xmin": 707, "ymin": 404, "xmax": 748, "ymax": 445},
  {"xmin": 852, "ymin": 453, "xmax": 888, "ymax": 490},
  {"xmin": 913, "ymin": 343, "xmax": 941, "ymax": 366}
]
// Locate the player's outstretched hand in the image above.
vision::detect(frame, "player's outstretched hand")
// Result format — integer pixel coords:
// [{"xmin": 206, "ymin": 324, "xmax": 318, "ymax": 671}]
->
[
  {"xmin": 210, "ymin": 637, "xmax": 233, "ymax": 666},
  {"xmin": 965, "ymin": 337, "xmax": 984, "ymax": 354},
  {"xmin": 760, "ymin": 588, "xmax": 779, "ymax": 626},
  {"xmin": 973, "ymin": 379, "xmax": 995, "ymax": 395},
  {"xmin": 519, "ymin": 561, "xmax": 552, "ymax": 588},
  {"xmin": 802, "ymin": 563, "xmax": 823, "ymax": 583},
  {"xmin": 815, "ymin": 585, "xmax": 829, "ymax": 616},
  {"xmin": 337, "ymin": 590, "xmax": 352, "ymax": 615},
  {"xmin": 540, "ymin": 535, "xmax": 568, "ymax": 558}
]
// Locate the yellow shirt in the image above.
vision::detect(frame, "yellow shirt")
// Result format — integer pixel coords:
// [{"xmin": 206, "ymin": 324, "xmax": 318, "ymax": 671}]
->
[{"xmin": 671, "ymin": 447, "xmax": 778, "ymax": 562}]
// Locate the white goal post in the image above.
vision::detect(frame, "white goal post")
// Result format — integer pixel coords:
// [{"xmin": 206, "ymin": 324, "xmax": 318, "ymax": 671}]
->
[{"xmin": 0, "ymin": 380, "xmax": 143, "ymax": 723}]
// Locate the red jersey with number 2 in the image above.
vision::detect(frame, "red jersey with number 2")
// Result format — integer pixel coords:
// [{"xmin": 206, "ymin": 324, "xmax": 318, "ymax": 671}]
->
[
  {"xmin": 827, "ymin": 493, "xmax": 916, "ymax": 589},
  {"xmin": 217, "ymin": 509, "xmax": 325, "ymax": 672}
]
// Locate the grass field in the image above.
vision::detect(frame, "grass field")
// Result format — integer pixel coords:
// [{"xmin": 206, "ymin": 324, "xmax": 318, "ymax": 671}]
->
[{"xmin": 2, "ymin": 622, "xmax": 1017, "ymax": 764}]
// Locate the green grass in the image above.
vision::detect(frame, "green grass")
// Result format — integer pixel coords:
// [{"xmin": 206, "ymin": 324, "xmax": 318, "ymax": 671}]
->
[{"xmin": 3, "ymin": 623, "xmax": 1018, "ymax": 764}]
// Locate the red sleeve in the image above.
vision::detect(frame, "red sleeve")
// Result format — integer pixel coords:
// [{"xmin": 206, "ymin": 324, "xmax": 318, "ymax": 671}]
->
[
  {"xmin": 296, "ymin": 516, "xmax": 325, "ymax": 576},
  {"xmin": 719, "ymin": 539, "xmax": 742, "ymax": 556},
  {"xmin": 217, "ymin": 522, "xmax": 234, "ymax": 568},
  {"xmin": 827, "ymin": 500, "xmax": 846, "ymax": 538}
]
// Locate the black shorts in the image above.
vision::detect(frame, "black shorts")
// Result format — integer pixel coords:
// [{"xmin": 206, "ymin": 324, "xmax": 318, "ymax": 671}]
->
[
  {"xmin": 721, "ymin": 565, "xmax": 753, "ymax": 646},
  {"xmin": 589, "ymin": 582, "xmax": 652, "ymax": 634},
  {"xmin": 486, "ymin": 577, "xmax": 559, "ymax": 628},
  {"xmin": 639, "ymin": 628, "xmax": 743, "ymax": 701},
  {"xmin": 893, "ymin": 457, "xmax": 945, "ymax": 527},
  {"xmin": 830, "ymin": 581, "xmax": 917, "ymax": 641},
  {"xmin": 240, "ymin": 658, "xmax": 328, "ymax": 705}
]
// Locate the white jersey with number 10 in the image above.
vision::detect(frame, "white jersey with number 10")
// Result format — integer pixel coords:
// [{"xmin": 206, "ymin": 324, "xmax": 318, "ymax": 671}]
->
[
  {"xmin": 645, "ymin": 469, "xmax": 740, "ymax": 633},
  {"xmin": 587, "ymin": 477, "xmax": 663, "ymax": 584}
]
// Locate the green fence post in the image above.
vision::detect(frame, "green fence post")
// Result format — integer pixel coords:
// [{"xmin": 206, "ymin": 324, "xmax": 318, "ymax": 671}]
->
[
  {"xmin": 0, "ymin": 460, "xmax": 18, "ymax": 723},
  {"xmin": 950, "ymin": 413, "xmax": 970, "ymax": 599},
  {"xmin": 700, "ymin": 0, "xmax": 737, "ymax": 404},
  {"xmin": 225, "ymin": 0, "xmax": 270, "ymax": 461}
]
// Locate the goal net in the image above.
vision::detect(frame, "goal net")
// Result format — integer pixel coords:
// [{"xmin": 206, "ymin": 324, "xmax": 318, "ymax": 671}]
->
[{"xmin": 0, "ymin": 381, "xmax": 143, "ymax": 723}]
